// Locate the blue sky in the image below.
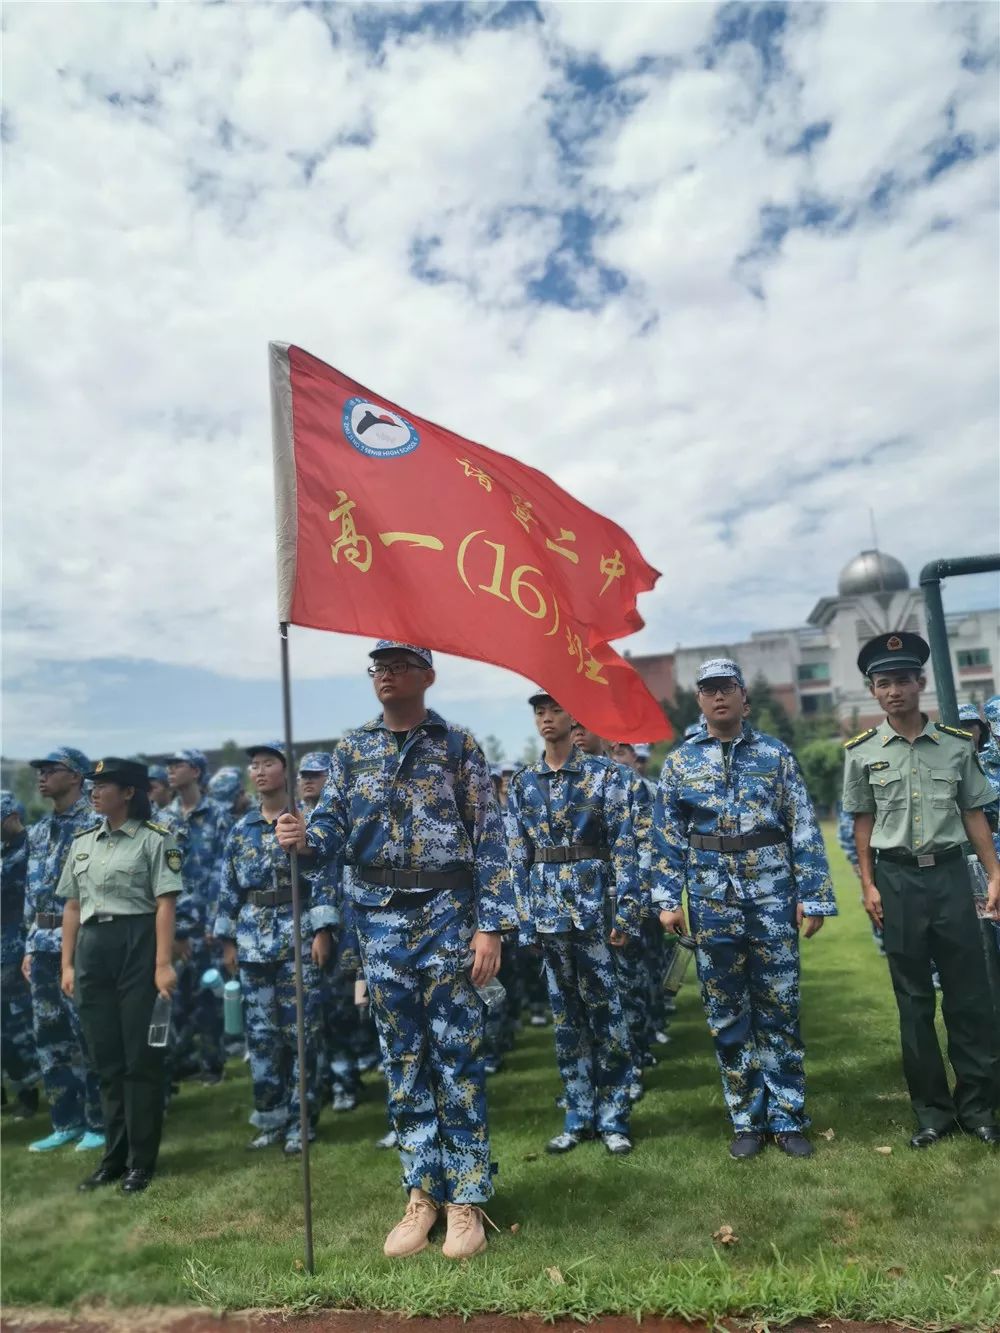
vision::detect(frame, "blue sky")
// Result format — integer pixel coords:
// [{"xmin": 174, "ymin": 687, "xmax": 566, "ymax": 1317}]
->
[{"xmin": 3, "ymin": 1, "xmax": 998, "ymax": 760}]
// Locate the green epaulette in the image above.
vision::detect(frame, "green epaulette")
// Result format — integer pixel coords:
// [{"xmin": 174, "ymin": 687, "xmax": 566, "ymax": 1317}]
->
[
  {"xmin": 844, "ymin": 727, "xmax": 877, "ymax": 750},
  {"xmin": 935, "ymin": 723, "xmax": 973, "ymax": 741},
  {"xmin": 144, "ymin": 820, "xmax": 169, "ymax": 835}
]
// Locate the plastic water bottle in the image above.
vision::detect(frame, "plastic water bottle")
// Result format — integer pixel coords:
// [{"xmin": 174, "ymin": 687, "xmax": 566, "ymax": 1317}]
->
[
  {"xmin": 148, "ymin": 993, "xmax": 172, "ymax": 1048},
  {"xmin": 967, "ymin": 854, "xmax": 989, "ymax": 918},
  {"xmin": 662, "ymin": 935, "xmax": 697, "ymax": 995},
  {"xmin": 463, "ymin": 952, "xmax": 506, "ymax": 1012},
  {"xmin": 200, "ymin": 967, "xmax": 225, "ymax": 997},
  {"xmin": 223, "ymin": 978, "xmax": 244, "ymax": 1036}
]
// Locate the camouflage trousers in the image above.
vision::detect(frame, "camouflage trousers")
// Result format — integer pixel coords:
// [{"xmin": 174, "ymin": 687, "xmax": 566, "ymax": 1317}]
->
[
  {"xmin": 320, "ymin": 957, "xmax": 360, "ymax": 1097},
  {"xmin": 611, "ymin": 939, "xmax": 648, "ymax": 1080},
  {"xmin": 356, "ymin": 891, "xmax": 494, "ymax": 1204},
  {"xmin": 541, "ymin": 932, "xmax": 631, "ymax": 1136},
  {"xmin": 241, "ymin": 959, "xmax": 323, "ymax": 1133},
  {"xmin": 28, "ymin": 952, "xmax": 103, "ymax": 1133},
  {"xmin": 1, "ymin": 960, "xmax": 40, "ymax": 1095},
  {"xmin": 172, "ymin": 938, "xmax": 225, "ymax": 1077},
  {"xmin": 688, "ymin": 892, "xmax": 807, "ymax": 1134}
]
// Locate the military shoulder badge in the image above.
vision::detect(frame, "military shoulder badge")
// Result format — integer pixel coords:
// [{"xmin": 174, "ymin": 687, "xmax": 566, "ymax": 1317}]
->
[
  {"xmin": 166, "ymin": 848, "xmax": 183, "ymax": 873},
  {"xmin": 867, "ymin": 760, "xmax": 890, "ymax": 771},
  {"xmin": 844, "ymin": 727, "xmax": 878, "ymax": 750},
  {"xmin": 935, "ymin": 723, "xmax": 973, "ymax": 741}
]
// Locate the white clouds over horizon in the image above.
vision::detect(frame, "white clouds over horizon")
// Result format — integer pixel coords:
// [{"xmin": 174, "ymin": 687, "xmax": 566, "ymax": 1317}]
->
[{"xmin": 3, "ymin": 1, "xmax": 998, "ymax": 749}]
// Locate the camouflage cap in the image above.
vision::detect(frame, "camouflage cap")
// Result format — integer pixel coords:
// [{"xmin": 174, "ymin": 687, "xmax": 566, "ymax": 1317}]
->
[
  {"xmin": 634, "ymin": 744, "xmax": 651, "ymax": 759},
  {"xmin": 528, "ymin": 685, "xmax": 558, "ymax": 707},
  {"xmin": 695, "ymin": 658, "xmax": 745, "ymax": 689},
  {"xmin": 208, "ymin": 766, "xmax": 244, "ymax": 801},
  {"xmin": 166, "ymin": 749, "xmax": 209, "ymax": 778},
  {"xmin": 370, "ymin": 641, "xmax": 433, "ymax": 667},
  {"xmin": 246, "ymin": 740, "xmax": 287, "ymax": 763},
  {"xmin": 29, "ymin": 746, "xmax": 90, "ymax": 775},
  {"xmin": 146, "ymin": 764, "xmax": 169, "ymax": 784},
  {"xmin": 983, "ymin": 695, "xmax": 1000, "ymax": 739},
  {"xmin": 298, "ymin": 751, "xmax": 332, "ymax": 775},
  {"xmin": 1, "ymin": 790, "xmax": 25, "ymax": 822},
  {"xmin": 957, "ymin": 703, "xmax": 983, "ymax": 726}
]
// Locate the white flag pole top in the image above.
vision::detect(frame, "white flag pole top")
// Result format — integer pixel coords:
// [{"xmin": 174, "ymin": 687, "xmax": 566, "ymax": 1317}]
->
[{"xmin": 269, "ymin": 341, "xmax": 297, "ymax": 623}]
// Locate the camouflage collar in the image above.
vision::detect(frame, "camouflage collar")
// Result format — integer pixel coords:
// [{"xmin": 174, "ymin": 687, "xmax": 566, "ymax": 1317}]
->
[
  {"xmin": 537, "ymin": 745, "xmax": 586, "ymax": 776},
  {"xmin": 692, "ymin": 724, "xmax": 755, "ymax": 746},
  {"xmin": 361, "ymin": 708, "xmax": 448, "ymax": 736},
  {"xmin": 51, "ymin": 795, "xmax": 94, "ymax": 822}
]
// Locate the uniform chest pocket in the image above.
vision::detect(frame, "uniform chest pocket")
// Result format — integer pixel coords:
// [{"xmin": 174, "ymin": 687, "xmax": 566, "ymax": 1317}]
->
[
  {"xmin": 869, "ymin": 770, "xmax": 904, "ymax": 807},
  {"xmin": 929, "ymin": 773, "xmax": 958, "ymax": 808}
]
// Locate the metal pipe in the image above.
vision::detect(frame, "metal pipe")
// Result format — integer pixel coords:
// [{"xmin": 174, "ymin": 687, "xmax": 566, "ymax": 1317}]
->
[{"xmin": 918, "ymin": 555, "xmax": 1000, "ymax": 728}]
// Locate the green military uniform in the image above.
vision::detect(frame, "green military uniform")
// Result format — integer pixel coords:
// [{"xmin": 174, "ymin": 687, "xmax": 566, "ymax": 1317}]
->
[
  {"xmin": 843, "ymin": 716, "xmax": 999, "ymax": 1132},
  {"xmin": 58, "ymin": 807, "xmax": 182, "ymax": 1177}
]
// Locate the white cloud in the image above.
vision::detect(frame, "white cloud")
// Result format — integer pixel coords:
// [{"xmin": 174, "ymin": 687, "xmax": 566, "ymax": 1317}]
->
[{"xmin": 2, "ymin": 1, "xmax": 997, "ymax": 750}]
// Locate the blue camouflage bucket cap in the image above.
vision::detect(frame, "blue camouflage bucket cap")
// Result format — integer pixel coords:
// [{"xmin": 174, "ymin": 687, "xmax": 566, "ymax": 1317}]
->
[
  {"xmin": 298, "ymin": 751, "xmax": 332, "ymax": 774},
  {"xmin": 1, "ymin": 790, "xmax": 25, "ymax": 822},
  {"xmin": 29, "ymin": 746, "xmax": 90, "ymax": 775},
  {"xmin": 984, "ymin": 695, "xmax": 1000, "ymax": 741},
  {"xmin": 695, "ymin": 658, "xmax": 746, "ymax": 689},
  {"xmin": 208, "ymin": 766, "xmax": 244, "ymax": 801}
]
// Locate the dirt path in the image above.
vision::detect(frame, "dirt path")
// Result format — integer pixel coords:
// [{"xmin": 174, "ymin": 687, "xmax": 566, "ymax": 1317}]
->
[{"xmin": 0, "ymin": 1310, "xmax": 906, "ymax": 1333}]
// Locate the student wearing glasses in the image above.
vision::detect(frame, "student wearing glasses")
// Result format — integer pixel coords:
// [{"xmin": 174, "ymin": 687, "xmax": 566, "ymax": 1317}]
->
[
  {"xmin": 276, "ymin": 641, "xmax": 516, "ymax": 1261},
  {"xmin": 652, "ymin": 659, "xmax": 836, "ymax": 1160}
]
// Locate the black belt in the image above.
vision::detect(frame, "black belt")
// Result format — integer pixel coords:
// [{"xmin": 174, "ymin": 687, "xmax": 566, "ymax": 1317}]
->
[
  {"xmin": 357, "ymin": 866, "xmax": 473, "ymax": 891},
  {"xmin": 877, "ymin": 846, "xmax": 964, "ymax": 868},
  {"xmin": 690, "ymin": 830, "xmax": 785, "ymax": 853},
  {"xmin": 34, "ymin": 913, "xmax": 62, "ymax": 930},
  {"xmin": 532, "ymin": 845, "xmax": 609, "ymax": 864},
  {"xmin": 249, "ymin": 887, "xmax": 308, "ymax": 908},
  {"xmin": 85, "ymin": 913, "xmax": 154, "ymax": 925}
]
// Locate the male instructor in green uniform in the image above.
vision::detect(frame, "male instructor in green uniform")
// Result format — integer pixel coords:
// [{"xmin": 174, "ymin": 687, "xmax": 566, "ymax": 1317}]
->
[{"xmin": 842, "ymin": 632, "xmax": 1000, "ymax": 1148}]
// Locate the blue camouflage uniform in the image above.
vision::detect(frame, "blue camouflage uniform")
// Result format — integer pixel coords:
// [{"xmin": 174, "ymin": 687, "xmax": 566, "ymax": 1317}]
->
[
  {"xmin": 1, "ymin": 793, "xmax": 40, "ymax": 1102},
  {"xmin": 306, "ymin": 690, "xmax": 516, "ymax": 1205},
  {"xmin": 507, "ymin": 745, "xmax": 640, "ymax": 1138},
  {"xmin": 610, "ymin": 764, "xmax": 654, "ymax": 1092},
  {"xmin": 23, "ymin": 752, "xmax": 103, "ymax": 1136},
  {"xmin": 208, "ymin": 767, "xmax": 245, "ymax": 830},
  {"xmin": 977, "ymin": 697, "xmax": 1000, "ymax": 952},
  {"xmin": 651, "ymin": 665, "xmax": 836, "ymax": 1136},
  {"xmin": 164, "ymin": 756, "xmax": 231, "ymax": 1080},
  {"xmin": 214, "ymin": 744, "xmax": 338, "ymax": 1140}
]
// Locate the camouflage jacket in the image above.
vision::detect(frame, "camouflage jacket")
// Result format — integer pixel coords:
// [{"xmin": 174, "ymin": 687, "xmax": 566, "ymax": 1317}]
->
[
  {"xmin": 163, "ymin": 794, "xmax": 231, "ymax": 936},
  {"xmin": 507, "ymin": 748, "xmax": 642, "ymax": 942},
  {"xmin": 836, "ymin": 805, "xmax": 858, "ymax": 868},
  {"xmin": 24, "ymin": 796, "xmax": 98, "ymax": 955},
  {"xmin": 305, "ymin": 710, "xmax": 516, "ymax": 934},
  {"xmin": 213, "ymin": 805, "xmax": 339, "ymax": 963},
  {"xmin": 1, "ymin": 831, "xmax": 28, "ymax": 964},
  {"xmin": 651, "ymin": 726, "xmax": 836, "ymax": 916}
]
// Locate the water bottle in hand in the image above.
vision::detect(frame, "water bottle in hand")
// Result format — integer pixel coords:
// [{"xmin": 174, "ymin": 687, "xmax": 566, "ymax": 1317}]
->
[
  {"xmin": 148, "ymin": 993, "xmax": 172, "ymax": 1048},
  {"xmin": 463, "ymin": 951, "xmax": 506, "ymax": 1012}
]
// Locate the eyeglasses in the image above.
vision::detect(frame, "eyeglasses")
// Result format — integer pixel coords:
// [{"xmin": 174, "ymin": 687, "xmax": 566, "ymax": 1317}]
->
[
  {"xmin": 367, "ymin": 661, "xmax": 426, "ymax": 678},
  {"xmin": 697, "ymin": 680, "xmax": 740, "ymax": 697}
]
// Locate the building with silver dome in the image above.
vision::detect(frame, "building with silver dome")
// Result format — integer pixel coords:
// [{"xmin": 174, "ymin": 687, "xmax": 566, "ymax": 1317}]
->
[{"xmin": 631, "ymin": 550, "xmax": 998, "ymax": 732}]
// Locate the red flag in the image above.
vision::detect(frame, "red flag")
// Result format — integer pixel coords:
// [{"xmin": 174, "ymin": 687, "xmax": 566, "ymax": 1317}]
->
[{"xmin": 270, "ymin": 343, "xmax": 670, "ymax": 742}]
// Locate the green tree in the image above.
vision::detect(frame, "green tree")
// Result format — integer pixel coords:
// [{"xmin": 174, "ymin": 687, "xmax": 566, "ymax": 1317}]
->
[
  {"xmin": 218, "ymin": 738, "xmax": 244, "ymax": 767},
  {"xmin": 483, "ymin": 734, "xmax": 505, "ymax": 763},
  {"xmin": 664, "ymin": 687, "xmax": 702, "ymax": 748},
  {"xmin": 797, "ymin": 739, "xmax": 845, "ymax": 814},
  {"xmin": 748, "ymin": 673, "xmax": 795, "ymax": 746},
  {"xmin": 13, "ymin": 766, "xmax": 46, "ymax": 822},
  {"xmin": 520, "ymin": 736, "xmax": 540, "ymax": 766}
]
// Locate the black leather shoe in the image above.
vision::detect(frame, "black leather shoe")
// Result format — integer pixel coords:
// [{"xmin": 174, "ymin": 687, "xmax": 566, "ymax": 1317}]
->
[
  {"xmin": 121, "ymin": 1168, "xmax": 153, "ymax": 1193},
  {"xmin": 729, "ymin": 1132, "xmax": 765, "ymax": 1159},
  {"xmin": 909, "ymin": 1124, "xmax": 956, "ymax": 1149},
  {"xmin": 964, "ymin": 1124, "xmax": 1000, "ymax": 1145},
  {"xmin": 78, "ymin": 1164, "xmax": 125, "ymax": 1192},
  {"xmin": 773, "ymin": 1132, "xmax": 814, "ymax": 1158}
]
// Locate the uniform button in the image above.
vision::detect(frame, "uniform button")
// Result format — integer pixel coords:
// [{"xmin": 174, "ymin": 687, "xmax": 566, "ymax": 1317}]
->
[{"xmin": 914, "ymin": 815, "xmax": 920, "ymax": 822}]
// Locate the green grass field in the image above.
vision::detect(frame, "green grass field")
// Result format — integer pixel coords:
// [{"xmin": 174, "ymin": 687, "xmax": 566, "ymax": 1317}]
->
[{"xmin": 2, "ymin": 831, "xmax": 998, "ymax": 1328}]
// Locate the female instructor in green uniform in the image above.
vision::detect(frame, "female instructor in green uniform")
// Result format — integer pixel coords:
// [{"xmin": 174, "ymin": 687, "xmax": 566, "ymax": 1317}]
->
[{"xmin": 57, "ymin": 758, "xmax": 183, "ymax": 1194}]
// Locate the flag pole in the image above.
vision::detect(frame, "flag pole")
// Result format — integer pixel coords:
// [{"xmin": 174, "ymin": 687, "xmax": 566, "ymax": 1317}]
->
[{"xmin": 280, "ymin": 620, "xmax": 315, "ymax": 1274}]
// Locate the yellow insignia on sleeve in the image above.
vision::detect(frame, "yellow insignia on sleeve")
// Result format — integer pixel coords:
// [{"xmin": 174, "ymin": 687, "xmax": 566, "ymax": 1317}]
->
[
  {"xmin": 935, "ymin": 723, "xmax": 973, "ymax": 741},
  {"xmin": 143, "ymin": 820, "xmax": 169, "ymax": 835},
  {"xmin": 844, "ymin": 727, "xmax": 877, "ymax": 750},
  {"xmin": 166, "ymin": 848, "xmax": 182, "ymax": 873}
]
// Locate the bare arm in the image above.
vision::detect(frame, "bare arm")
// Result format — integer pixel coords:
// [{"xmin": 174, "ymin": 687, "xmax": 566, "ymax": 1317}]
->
[
  {"xmin": 853, "ymin": 813, "xmax": 882, "ymax": 929},
  {"xmin": 60, "ymin": 899, "xmax": 81, "ymax": 998},
  {"xmin": 154, "ymin": 895, "xmax": 179, "ymax": 999}
]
